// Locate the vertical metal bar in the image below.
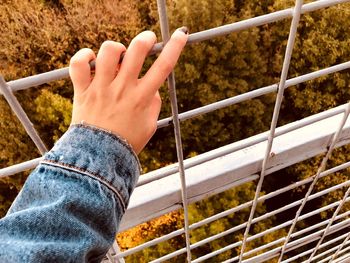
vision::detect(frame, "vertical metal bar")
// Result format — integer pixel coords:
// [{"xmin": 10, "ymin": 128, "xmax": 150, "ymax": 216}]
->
[
  {"xmin": 279, "ymin": 102, "xmax": 350, "ymax": 262},
  {"xmin": 307, "ymin": 184, "xmax": 350, "ymax": 261},
  {"xmin": 0, "ymin": 76, "xmax": 47, "ymax": 154},
  {"xmin": 155, "ymin": 0, "xmax": 192, "ymax": 262},
  {"xmin": 238, "ymin": 1, "xmax": 303, "ymax": 262}
]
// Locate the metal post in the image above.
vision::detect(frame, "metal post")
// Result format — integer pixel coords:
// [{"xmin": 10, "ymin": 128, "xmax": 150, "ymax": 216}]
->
[{"xmin": 156, "ymin": 0, "xmax": 192, "ymax": 261}]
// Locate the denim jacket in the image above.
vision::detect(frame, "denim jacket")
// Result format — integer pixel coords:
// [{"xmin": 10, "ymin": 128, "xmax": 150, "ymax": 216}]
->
[{"xmin": 0, "ymin": 124, "xmax": 140, "ymax": 262}]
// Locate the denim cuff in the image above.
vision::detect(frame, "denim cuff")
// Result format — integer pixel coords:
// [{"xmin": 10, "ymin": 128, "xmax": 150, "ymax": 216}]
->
[{"xmin": 41, "ymin": 124, "xmax": 140, "ymax": 212}]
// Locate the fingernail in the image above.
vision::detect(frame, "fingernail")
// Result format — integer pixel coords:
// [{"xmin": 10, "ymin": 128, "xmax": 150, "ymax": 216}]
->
[
  {"xmin": 119, "ymin": 51, "xmax": 126, "ymax": 64},
  {"xmin": 178, "ymin": 26, "xmax": 189, "ymax": 35}
]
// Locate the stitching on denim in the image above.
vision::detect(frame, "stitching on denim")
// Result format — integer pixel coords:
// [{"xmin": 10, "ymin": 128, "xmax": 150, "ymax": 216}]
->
[
  {"xmin": 69, "ymin": 123, "xmax": 142, "ymax": 172},
  {"xmin": 40, "ymin": 160, "xmax": 127, "ymax": 212}
]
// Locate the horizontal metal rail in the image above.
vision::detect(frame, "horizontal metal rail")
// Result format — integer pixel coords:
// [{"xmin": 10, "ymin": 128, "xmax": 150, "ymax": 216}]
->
[
  {"xmin": 3, "ymin": 0, "xmax": 346, "ymax": 93},
  {"xmin": 331, "ymin": 229, "xmax": 350, "ymax": 262},
  {"xmin": 124, "ymin": 181, "xmax": 350, "ymax": 262},
  {"xmin": 307, "ymin": 184, "xmax": 350, "ymax": 261},
  {"xmin": 225, "ymin": 221, "xmax": 350, "ymax": 263},
  {"xmin": 331, "ymin": 250, "xmax": 350, "ymax": 263},
  {"xmin": 2, "ymin": 0, "xmax": 350, "ymax": 262},
  {"xmin": 116, "ymin": 160, "xmax": 350, "ymax": 258},
  {"xmin": 318, "ymin": 245, "xmax": 350, "ymax": 263},
  {"xmin": 189, "ymin": 191, "xmax": 350, "ymax": 263},
  {"xmin": 139, "ymin": 103, "xmax": 347, "ymax": 187},
  {"xmin": 241, "ymin": 217, "xmax": 350, "ymax": 263},
  {"xmin": 245, "ymin": 218, "xmax": 350, "ymax": 263},
  {"xmin": 120, "ymin": 105, "xmax": 350, "ymax": 231},
  {"xmin": 0, "ymin": 158, "xmax": 42, "ymax": 178},
  {"xmin": 306, "ymin": 240, "xmax": 350, "ymax": 263},
  {"xmin": 157, "ymin": 61, "xmax": 350, "ymax": 129},
  {"xmin": 0, "ymin": 64, "xmax": 350, "ymax": 178},
  {"xmin": 1, "ymin": 61, "xmax": 349, "ymax": 177},
  {"xmin": 149, "ymin": 216, "xmax": 350, "ymax": 263}
]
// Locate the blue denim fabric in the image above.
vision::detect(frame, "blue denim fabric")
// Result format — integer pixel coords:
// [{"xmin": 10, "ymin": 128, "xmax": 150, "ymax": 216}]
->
[{"xmin": 0, "ymin": 124, "xmax": 140, "ymax": 263}]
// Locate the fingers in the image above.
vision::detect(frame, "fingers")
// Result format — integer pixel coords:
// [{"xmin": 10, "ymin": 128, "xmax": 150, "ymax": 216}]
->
[
  {"xmin": 69, "ymin": 48, "xmax": 96, "ymax": 93},
  {"xmin": 117, "ymin": 31, "xmax": 157, "ymax": 84},
  {"xmin": 95, "ymin": 41, "xmax": 126, "ymax": 85},
  {"xmin": 141, "ymin": 28, "xmax": 188, "ymax": 99}
]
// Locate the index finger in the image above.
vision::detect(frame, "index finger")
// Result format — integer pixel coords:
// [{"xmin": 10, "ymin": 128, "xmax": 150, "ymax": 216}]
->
[{"xmin": 140, "ymin": 27, "xmax": 188, "ymax": 98}]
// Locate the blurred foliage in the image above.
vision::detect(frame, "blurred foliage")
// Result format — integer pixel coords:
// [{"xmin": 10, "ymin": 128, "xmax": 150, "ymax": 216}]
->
[{"xmin": 1, "ymin": 0, "xmax": 350, "ymax": 261}]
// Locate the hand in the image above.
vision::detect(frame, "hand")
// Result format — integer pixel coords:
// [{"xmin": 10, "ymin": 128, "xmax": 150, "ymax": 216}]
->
[{"xmin": 69, "ymin": 28, "xmax": 188, "ymax": 154}]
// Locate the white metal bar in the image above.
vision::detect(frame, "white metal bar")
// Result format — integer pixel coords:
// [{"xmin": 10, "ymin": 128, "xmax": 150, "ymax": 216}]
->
[
  {"xmin": 287, "ymin": 228, "xmax": 350, "ymax": 262},
  {"xmin": 332, "ymin": 249, "xmax": 350, "ymax": 263},
  {"xmin": 156, "ymin": 0, "xmax": 192, "ymax": 261},
  {"xmin": 307, "ymin": 185, "xmax": 350, "ymax": 261},
  {"xmin": 188, "ymin": 0, "xmax": 350, "ymax": 44},
  {"xmin": 120, "ymin": 108, "xmax": 350, "ymax": 232},
  {"xmin": 2, "ymin": 61, "xmax": 350, "ymax": 179},
  {"xmin": 157, "ymin": 61, "xmax": 350, "ymax": 129},
  {"xmin": 226, "ymin": 228, "xmax": 350, "ymax": 263},
  {"xmin": 279, "ymin": 102, "xmax": 350, "ymax": 261},
  {"xmin": 307, "ymin": 241, "xmax": 350, "ymax": 263},
  {"xmin": 151, "ymin": 214, "xmax": 350, "ymax": 263},
  {"xmin": 251, "ymin": 217, "xmax": 350, "ymax": 263},
  {"xmin": 240, "ymin": 1, "xmax": 303, "ymax": 261},
  {"xmin": 191, "ymin": 194, "xmax": 350, "ymax": 263},
  {"xmin": 0, "ymin": 77, "xmax": 47, "ymax": 154},
  {"xmin": 0, "ymin": 157, "xmax": 42, "ymax": 178},
  {"xmin": 4, "ymin": 0, "xmax": 348, "ymax": 93},
  {"xmin": 241, "ymin": 218, "xmax": 350, "ymax": 263},
  {"xmin": 284, "ymin": 236, "xmax": 350, "ymax": 263},
  {"xmin": 134, "ymin": 183, "xmax": 350, "ymax": 263},
  {"xmin": 0, "ymin": 101, "xmax": 346, "ymax": 180},
  {"xmin": 330, "ymin": 232, "xmax": 350, "ymax": 262},
  {"xmin": 317, "ymin": 245, "xmax": 350, "ymax": 263},
  {"xmin": 116, "ymin": 160, "xmax": 350, "ymax": 259},
  {"xmin": 139, "ymin": 103, "xmax": 347, "ymax": 188},
  {"xmin": 1, "ymin": 1, "xmax": 349, "ymax": 262}
]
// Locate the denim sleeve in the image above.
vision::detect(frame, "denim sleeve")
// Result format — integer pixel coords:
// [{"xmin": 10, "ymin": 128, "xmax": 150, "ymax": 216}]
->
[{"xmin": 0, "ymin": 124, "xmax": 140, "ymax": 263}]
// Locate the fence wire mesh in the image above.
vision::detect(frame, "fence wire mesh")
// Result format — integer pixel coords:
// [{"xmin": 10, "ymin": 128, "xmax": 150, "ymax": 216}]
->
[{"xmin": 1, "ymin": 0, "xmax": 350, "ymax": 262}]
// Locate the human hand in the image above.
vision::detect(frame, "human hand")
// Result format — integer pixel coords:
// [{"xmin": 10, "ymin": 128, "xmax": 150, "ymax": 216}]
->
[{"xmin": 69, "ymin": 28, "xmax": 188, "ymax": 154}]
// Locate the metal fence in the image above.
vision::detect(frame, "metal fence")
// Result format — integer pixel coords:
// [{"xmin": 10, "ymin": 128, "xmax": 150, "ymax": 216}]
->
[{"xmin": 1, "ymin": 0, "xmax": 350, "ymax": 262}]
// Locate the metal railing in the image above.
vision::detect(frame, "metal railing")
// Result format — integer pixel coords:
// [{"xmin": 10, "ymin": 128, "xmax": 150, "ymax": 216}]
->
[{"xmin": 1, "ymin": 0, "xmax": 350, "ymax": 262}]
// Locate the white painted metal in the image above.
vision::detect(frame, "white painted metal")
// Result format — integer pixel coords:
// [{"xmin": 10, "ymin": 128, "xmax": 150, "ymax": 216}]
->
[
  {"xmin": 115, "ymin": 160, "xmax": 350, "ymax": 259},
  {"xmin": 240, "ymin": 218, "xmax": 350, "ymax": 263},
  {"xmin": 2, "ymin": 0, "xmax": 350, "ymax": 262},
  {"xmin": 119, "ymin": 105, "xmax": 350, "ymax": 231},
  {"xmin": 240, "ymin": 0, "xmax": 303, "ymax": 261},
  {"xmin": 192, "ymin": 197, "xmax": 350, "ymax": 263}
]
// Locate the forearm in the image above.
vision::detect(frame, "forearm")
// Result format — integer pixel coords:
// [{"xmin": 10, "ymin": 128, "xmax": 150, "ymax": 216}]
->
[{"xmin": 0, "ymin": 124, "xmax": 140, "ymax": 263}]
